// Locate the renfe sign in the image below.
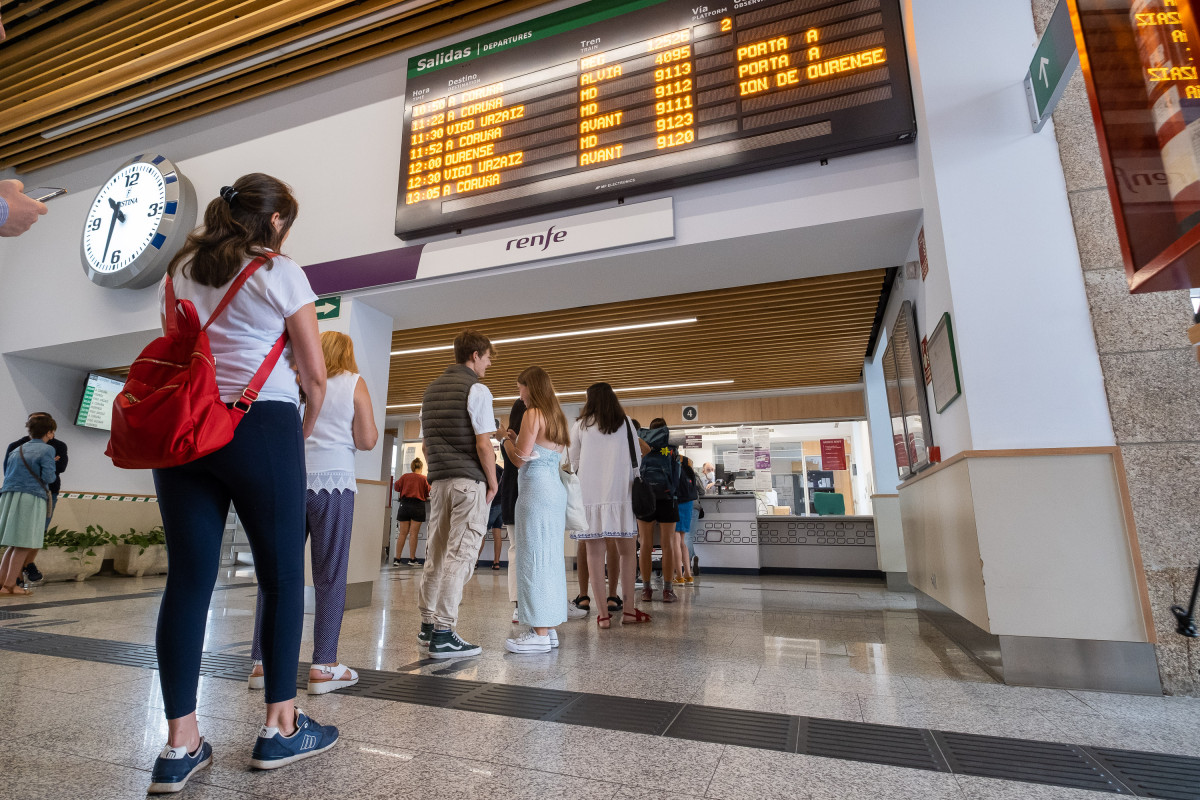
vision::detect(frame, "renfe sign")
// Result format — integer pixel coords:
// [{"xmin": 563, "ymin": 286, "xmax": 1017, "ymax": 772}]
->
[
  {"xmin": 301, "ymin": 197, "xmax": 673, "ymax": 296},
  {"xmin": 506, "ymin": 225, "xmax": 567, "ymax": 251},
  {"xmin": 1069, "ymin": 0, "xmax": 1200, "ymax": 292},
  {"xmin": 416, "ymin": 197, "xmax": 674, "ymax": 280}
]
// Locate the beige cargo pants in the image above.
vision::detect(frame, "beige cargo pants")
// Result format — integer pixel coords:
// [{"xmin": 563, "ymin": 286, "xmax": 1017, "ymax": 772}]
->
[{"xmin": 418, "ymin": 477, "xmax": 488, "ymax": 628}]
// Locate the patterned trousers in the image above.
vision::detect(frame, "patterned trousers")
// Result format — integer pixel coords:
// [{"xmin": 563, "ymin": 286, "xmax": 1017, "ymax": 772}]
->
[{"xmin": 252, "ymin": 488, "xmax": 355, "ymax": 665}]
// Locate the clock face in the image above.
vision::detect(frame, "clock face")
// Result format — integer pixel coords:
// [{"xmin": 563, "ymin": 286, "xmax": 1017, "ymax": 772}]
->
[
  {"xmin": 83, "ymin": 163, "xmax": 167, "ymax": 273},
  {"xmin": 80, "ymin": 154, "xmax": 195, "ymax": 290}
]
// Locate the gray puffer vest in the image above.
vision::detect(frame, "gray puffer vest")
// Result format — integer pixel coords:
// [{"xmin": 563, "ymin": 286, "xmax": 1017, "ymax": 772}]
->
[{"xmin": 421, "ymin": 364, "xmax": 486, "ymax": 483}]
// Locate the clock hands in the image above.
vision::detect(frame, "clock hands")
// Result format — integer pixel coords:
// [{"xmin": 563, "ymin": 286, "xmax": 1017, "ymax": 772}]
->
[{"xmin": 101, "ymin": 196, "xmax": 127, "ymax": 266}]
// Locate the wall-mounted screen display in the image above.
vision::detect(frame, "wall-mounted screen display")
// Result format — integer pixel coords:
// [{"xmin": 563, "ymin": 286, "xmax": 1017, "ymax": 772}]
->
[
  {"xmin": 1071, "ymin": 0, "xmax": 1200, "ymax": 291},
  {"xmin": 396, "ymin": 0, "xmax": 916, "ymax": 238},
  {"xmin": 75, "ymin": 372, "xmax": 123, "ymax": 431}
]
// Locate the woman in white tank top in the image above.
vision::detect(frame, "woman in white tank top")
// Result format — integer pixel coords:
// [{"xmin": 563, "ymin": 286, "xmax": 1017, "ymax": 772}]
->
[{"xmin": 248, "ymin": 331, "xmax": 378, "ymax": 695}]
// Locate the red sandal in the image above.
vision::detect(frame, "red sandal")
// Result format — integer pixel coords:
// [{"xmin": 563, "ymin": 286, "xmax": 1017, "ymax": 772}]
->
[
  {"xmin": 597, "ymin": 613, "xmax": 612, "ymax": 629},
  {"xmin": 622, "ymin": 608, "xmax": 651, "ymax": 624}
]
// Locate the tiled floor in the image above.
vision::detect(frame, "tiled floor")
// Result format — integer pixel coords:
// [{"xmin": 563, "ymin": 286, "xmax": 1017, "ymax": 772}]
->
[{"xmin": 2, "ymin": 565, "xmax": 1199, "ymax": 799}]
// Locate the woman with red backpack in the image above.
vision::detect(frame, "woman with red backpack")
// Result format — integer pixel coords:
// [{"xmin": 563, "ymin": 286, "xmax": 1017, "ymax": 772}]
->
[{"xmin": 146, "ymin": 174, "xmax": 335, "ymax": 793}]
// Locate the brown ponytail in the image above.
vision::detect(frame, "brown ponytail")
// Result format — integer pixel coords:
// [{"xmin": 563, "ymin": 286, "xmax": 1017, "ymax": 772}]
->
[{"xmin": 167, "ymin": 173, "xmax": 298, "ymax": 287}]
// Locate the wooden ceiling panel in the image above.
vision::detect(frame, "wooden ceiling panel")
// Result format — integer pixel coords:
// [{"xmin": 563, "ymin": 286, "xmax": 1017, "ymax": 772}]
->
[
  {"xmin": 0, "ymin": 0, "xmax": 558, "ymax": 171},
  {"xmin": 385, "ymin": 271, "xmax": 890, "ymax": 410}
]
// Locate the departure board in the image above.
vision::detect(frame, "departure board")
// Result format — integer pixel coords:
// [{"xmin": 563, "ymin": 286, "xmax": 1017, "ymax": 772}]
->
[{"xmin": 395, "ymin": 0, "xmax": 915, "ymax": 239}]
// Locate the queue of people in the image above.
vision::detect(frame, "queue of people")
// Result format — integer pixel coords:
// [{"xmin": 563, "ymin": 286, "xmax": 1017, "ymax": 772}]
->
[{"xmin": 0, "ymin": 175, "xmax": 703, "ymax": 795}]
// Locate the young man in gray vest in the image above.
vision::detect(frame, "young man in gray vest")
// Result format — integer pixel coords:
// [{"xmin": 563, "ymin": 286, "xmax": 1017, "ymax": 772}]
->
[{"xmin": 417, "ymin": 330, "xmax": 499, "ymax": 658}]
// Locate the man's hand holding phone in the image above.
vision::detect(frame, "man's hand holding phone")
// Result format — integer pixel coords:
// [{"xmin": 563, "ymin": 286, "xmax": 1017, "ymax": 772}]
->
[{"xmin": 0, "ymin": 180, "xmax": 50, "ymax": 237}]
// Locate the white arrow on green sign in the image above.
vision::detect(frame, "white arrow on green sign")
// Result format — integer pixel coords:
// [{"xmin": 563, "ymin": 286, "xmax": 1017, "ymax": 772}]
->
[
  {"xmin": 1025, "ymin": 0, "xmax": 1079, "ymax": 132},
  {"xmin": 315, "ymin": 296, "xmax": 341, "ymax": 320}
]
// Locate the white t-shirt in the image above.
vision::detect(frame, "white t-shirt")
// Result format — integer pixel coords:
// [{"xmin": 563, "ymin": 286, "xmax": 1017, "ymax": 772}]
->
[
  {"xmin": 467, "ymin": 383, "xmax": 497, "ymax": 434},
  {"xmin": 158, "ymin": 254, "xmax": 317, "ymax": 405}
]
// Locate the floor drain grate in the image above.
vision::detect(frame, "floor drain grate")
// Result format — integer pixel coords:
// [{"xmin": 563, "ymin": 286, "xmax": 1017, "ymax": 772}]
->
[
  {"xmin": 934, "ymin": 731, "xmax": 1128, "ymax": 793},
  {"xmin": 804, "ymin": 718, "xmax": 948, "ymax": 772},
  {"xmin": 200, "ymin": 652, "xmax": 254, "ymax": 678},
  {"xmin": 1085, "ymin": 747, "xmax": 1200, "ymax": 800},
  {"xmin": 549, "ymin": 692, "xmax": 683, "ymax": 735},
  {"xmin": 5, "ymin": 627, "xmax": 1200, "ymax": 798},
  {"xmin": 362, "ymin": 673, "xmax": 486, "ymax": 706},
  {"xmin": 0, "ymin": 611, "xmax": 34, "ymax": 620},
  {"xmin": 665, "ymin": 704, "xmax": 797, "ymax": 751},
  {"xmin": 450, "ymin": 682, "xmax": 578, "ymax": 720}
]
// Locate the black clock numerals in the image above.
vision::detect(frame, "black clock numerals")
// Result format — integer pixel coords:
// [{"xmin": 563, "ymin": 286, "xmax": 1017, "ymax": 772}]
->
[
  {"xmin": 147, "ymin": 202, "xmax": 160, "ymax": 216},
  {"xmin": 89, "ymin": 218, "xmax": 101, "ymax": 231},
  {"xmin": 110, "ymin": 250, "xmax": 122, "ymax": 264},
  {"xmin": 125, "ymin": 172, "xmax": 140, "ymax": 188}
]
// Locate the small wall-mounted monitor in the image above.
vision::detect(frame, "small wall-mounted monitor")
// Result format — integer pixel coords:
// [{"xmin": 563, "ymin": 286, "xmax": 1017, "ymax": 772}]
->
[{"xmin": 75, "ymin": 372, "xmax": 124, "ymax": 431}]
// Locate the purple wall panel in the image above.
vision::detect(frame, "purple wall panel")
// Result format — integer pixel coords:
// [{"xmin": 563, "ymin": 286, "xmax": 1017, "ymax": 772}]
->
[{"xmin": 303, "ymin": 244, "xmax": 425, "ymax": 295}]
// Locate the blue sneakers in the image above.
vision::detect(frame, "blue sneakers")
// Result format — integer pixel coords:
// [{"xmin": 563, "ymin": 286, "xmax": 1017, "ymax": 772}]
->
[
  {"xmin": 249, "ymin": 710, "xmax": 339, "ymax": 770},
  {"xmin": 148, "ymin": 738, "xmax": 212, "ymax": 794}
]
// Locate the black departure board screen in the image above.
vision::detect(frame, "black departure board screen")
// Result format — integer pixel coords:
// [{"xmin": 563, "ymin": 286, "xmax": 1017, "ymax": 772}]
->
[{"xmin": 395, "ymin": 0, "xmax": 916, "ymax": 239}]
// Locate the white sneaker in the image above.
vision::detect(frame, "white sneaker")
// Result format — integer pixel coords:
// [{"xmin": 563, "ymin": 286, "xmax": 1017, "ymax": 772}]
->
[
  {"xmin": 247, "ymin": 660, "xmax": 264, "ymax": 690},
  {"xmin": 548, "ymin": 629, "xmax": 559, "ymax": 648},
  {"xmin": 504, "ymin": 628, "xmax": 551, "ymax": 654},
  {"xmin": 307, "ymin": 663, "xmax": 359, "ymax": 695},
  {"xmin": 512, "ymin": 606, "xmax": 519, "ymax": 623},
  {"xmin": 566, "ymin": 602, "xmax": 588, "ymax": 620}
]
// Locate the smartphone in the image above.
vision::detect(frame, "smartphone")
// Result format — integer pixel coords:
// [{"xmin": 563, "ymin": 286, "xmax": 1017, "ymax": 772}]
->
[{"xmin": 24, "ymin": 187, "xmax": 66, "ymax": 202}]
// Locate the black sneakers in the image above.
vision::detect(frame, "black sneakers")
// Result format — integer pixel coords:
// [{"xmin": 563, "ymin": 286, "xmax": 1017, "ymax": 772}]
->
[
  {"xmin": 428, "ymin": 628, "xmax": 482, "ymax": 659},
  {"xmin": 22, "ymin": 563, "xmax": 43, "ymax": 585}
]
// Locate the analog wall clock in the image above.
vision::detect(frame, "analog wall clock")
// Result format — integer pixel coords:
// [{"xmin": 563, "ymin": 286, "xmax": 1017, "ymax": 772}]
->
[{"xmin": 80, "ymin": 154, "xmax": 196, "ymax": 289}]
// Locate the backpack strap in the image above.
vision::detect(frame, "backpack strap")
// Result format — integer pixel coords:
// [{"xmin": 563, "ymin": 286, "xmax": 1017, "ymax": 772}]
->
[
  {"xmin": 164, "ymin": 276, "xmax": 180, "ymax": 336},
  {"xmin": 197, "ymin": 251, "xmax": 286, "ymax": 419},
  {"xmin": 625, "ymin": 419, "xmax": 638, "ymax": 469},
  {"xmin": 229, "ymin": 329, "xmax": 289, "ymax": 419},
  {"xmin": 202, "ymin": 253, "xmax": 278, "ymax": 331}
]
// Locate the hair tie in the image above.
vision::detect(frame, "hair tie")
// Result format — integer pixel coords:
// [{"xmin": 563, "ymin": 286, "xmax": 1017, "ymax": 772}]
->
[{"xmin": 219, "ymin": 185, "xmax": 239, "ymax": 204}]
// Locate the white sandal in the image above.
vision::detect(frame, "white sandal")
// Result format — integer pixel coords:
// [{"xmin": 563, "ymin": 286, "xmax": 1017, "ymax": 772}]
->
[
  {"xmin": 247, "ymin": 660, "xmax": 264, "ymax": 690},
  {"xmin": 307, "ymin": 663, "xmax": 359, "ymax": 695}
]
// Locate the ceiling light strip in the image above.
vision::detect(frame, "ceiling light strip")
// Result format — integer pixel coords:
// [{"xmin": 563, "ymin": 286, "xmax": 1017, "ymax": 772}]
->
[
  {"xmin": 386, "ymin": 379, "xmax": 733, "ymax": 409},
  {"xmin": 390, "ymin": 317, "xmax": 698, "ymax": 356}
]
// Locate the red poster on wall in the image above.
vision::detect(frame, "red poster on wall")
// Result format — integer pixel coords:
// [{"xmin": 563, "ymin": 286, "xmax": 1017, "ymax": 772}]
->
[
  {"xmin": 920, "ymin": 336, "xmax": 932, "ymax": 385},
  {"xmin": 893, "ymin": 434, "xmax": 909, "ymax": 467},
  {"xmin": 820, "ymin": 439, "xmax": 847, "ymax": 471},
  {"xmin": 918, "ymin": 227, "xmax": 929, "ymax": 281}
]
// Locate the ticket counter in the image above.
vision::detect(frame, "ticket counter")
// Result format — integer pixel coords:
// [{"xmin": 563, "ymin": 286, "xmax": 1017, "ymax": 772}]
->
[{"xmin": 694, "ymin": 494, "xmax": 879, "ymax": 573}]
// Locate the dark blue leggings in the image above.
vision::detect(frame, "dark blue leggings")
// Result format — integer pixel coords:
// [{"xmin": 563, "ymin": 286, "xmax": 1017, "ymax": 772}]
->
[{"xmin": 153, "ymin": 401, "xmax": 306, "ymax": 718}]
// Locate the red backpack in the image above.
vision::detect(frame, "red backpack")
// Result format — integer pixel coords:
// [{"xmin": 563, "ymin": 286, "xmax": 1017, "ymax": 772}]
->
[{"xmin": 106, "ymin": 255, "xmax": 288, "ymax": 469}]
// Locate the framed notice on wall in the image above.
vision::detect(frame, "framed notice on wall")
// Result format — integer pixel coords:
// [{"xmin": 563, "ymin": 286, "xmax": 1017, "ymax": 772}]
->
[{"xmin": 927, "ymin": 311, "xmax": 961, "ymax": 413}]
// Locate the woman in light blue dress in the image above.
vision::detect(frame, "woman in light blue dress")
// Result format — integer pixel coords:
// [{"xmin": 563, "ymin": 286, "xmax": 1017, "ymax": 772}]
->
[{"xmin": 500, "ymin": 366, "xmax": 570, "ymax": 654}]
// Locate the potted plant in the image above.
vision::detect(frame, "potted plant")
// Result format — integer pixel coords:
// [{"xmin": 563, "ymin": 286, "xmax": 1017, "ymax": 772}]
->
[
  {"xmin": 113, "ymin": 526, "xmax": 168, "ymax": 577},
  {"xmin": 39, "ymin": 525, "xmax": 116, "ymax": 581}
]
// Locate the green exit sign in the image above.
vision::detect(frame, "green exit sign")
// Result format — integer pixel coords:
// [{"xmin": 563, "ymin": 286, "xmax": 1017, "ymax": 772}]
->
[
  {"xmin": 315, "ymin": 295, "xmax": 341, "ymax": 320},
  {"xmin": 1026, "ymin": 0, "xmax": 1080, "ymax": 131}
]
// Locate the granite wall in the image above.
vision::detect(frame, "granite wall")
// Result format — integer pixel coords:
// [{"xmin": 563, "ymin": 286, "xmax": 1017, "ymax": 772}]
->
[{"xmin": 1033, "ymin": 0, "xmax": 1200, "ymax": 695}]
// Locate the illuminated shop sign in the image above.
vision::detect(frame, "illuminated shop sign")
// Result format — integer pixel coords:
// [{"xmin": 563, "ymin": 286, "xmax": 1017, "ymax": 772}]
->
[{"xmin": 395, "ymin": 0, "xmax": 915, "ymax": 239}]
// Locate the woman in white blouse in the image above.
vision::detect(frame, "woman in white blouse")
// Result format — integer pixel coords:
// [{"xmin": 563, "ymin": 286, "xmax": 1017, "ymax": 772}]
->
[
  {"xmin": 248, "ymin": 331, "xmax": 377, "ymax": 693},
  {"xmin": 568, "ymin": 383, "xmax": 649, "ymax": 627}
]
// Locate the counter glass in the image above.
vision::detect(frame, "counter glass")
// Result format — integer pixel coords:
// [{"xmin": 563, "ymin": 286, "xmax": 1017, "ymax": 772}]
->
[{"xmin": 678, "ymin": 420, "xmax": 873, "ymax": 517}]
